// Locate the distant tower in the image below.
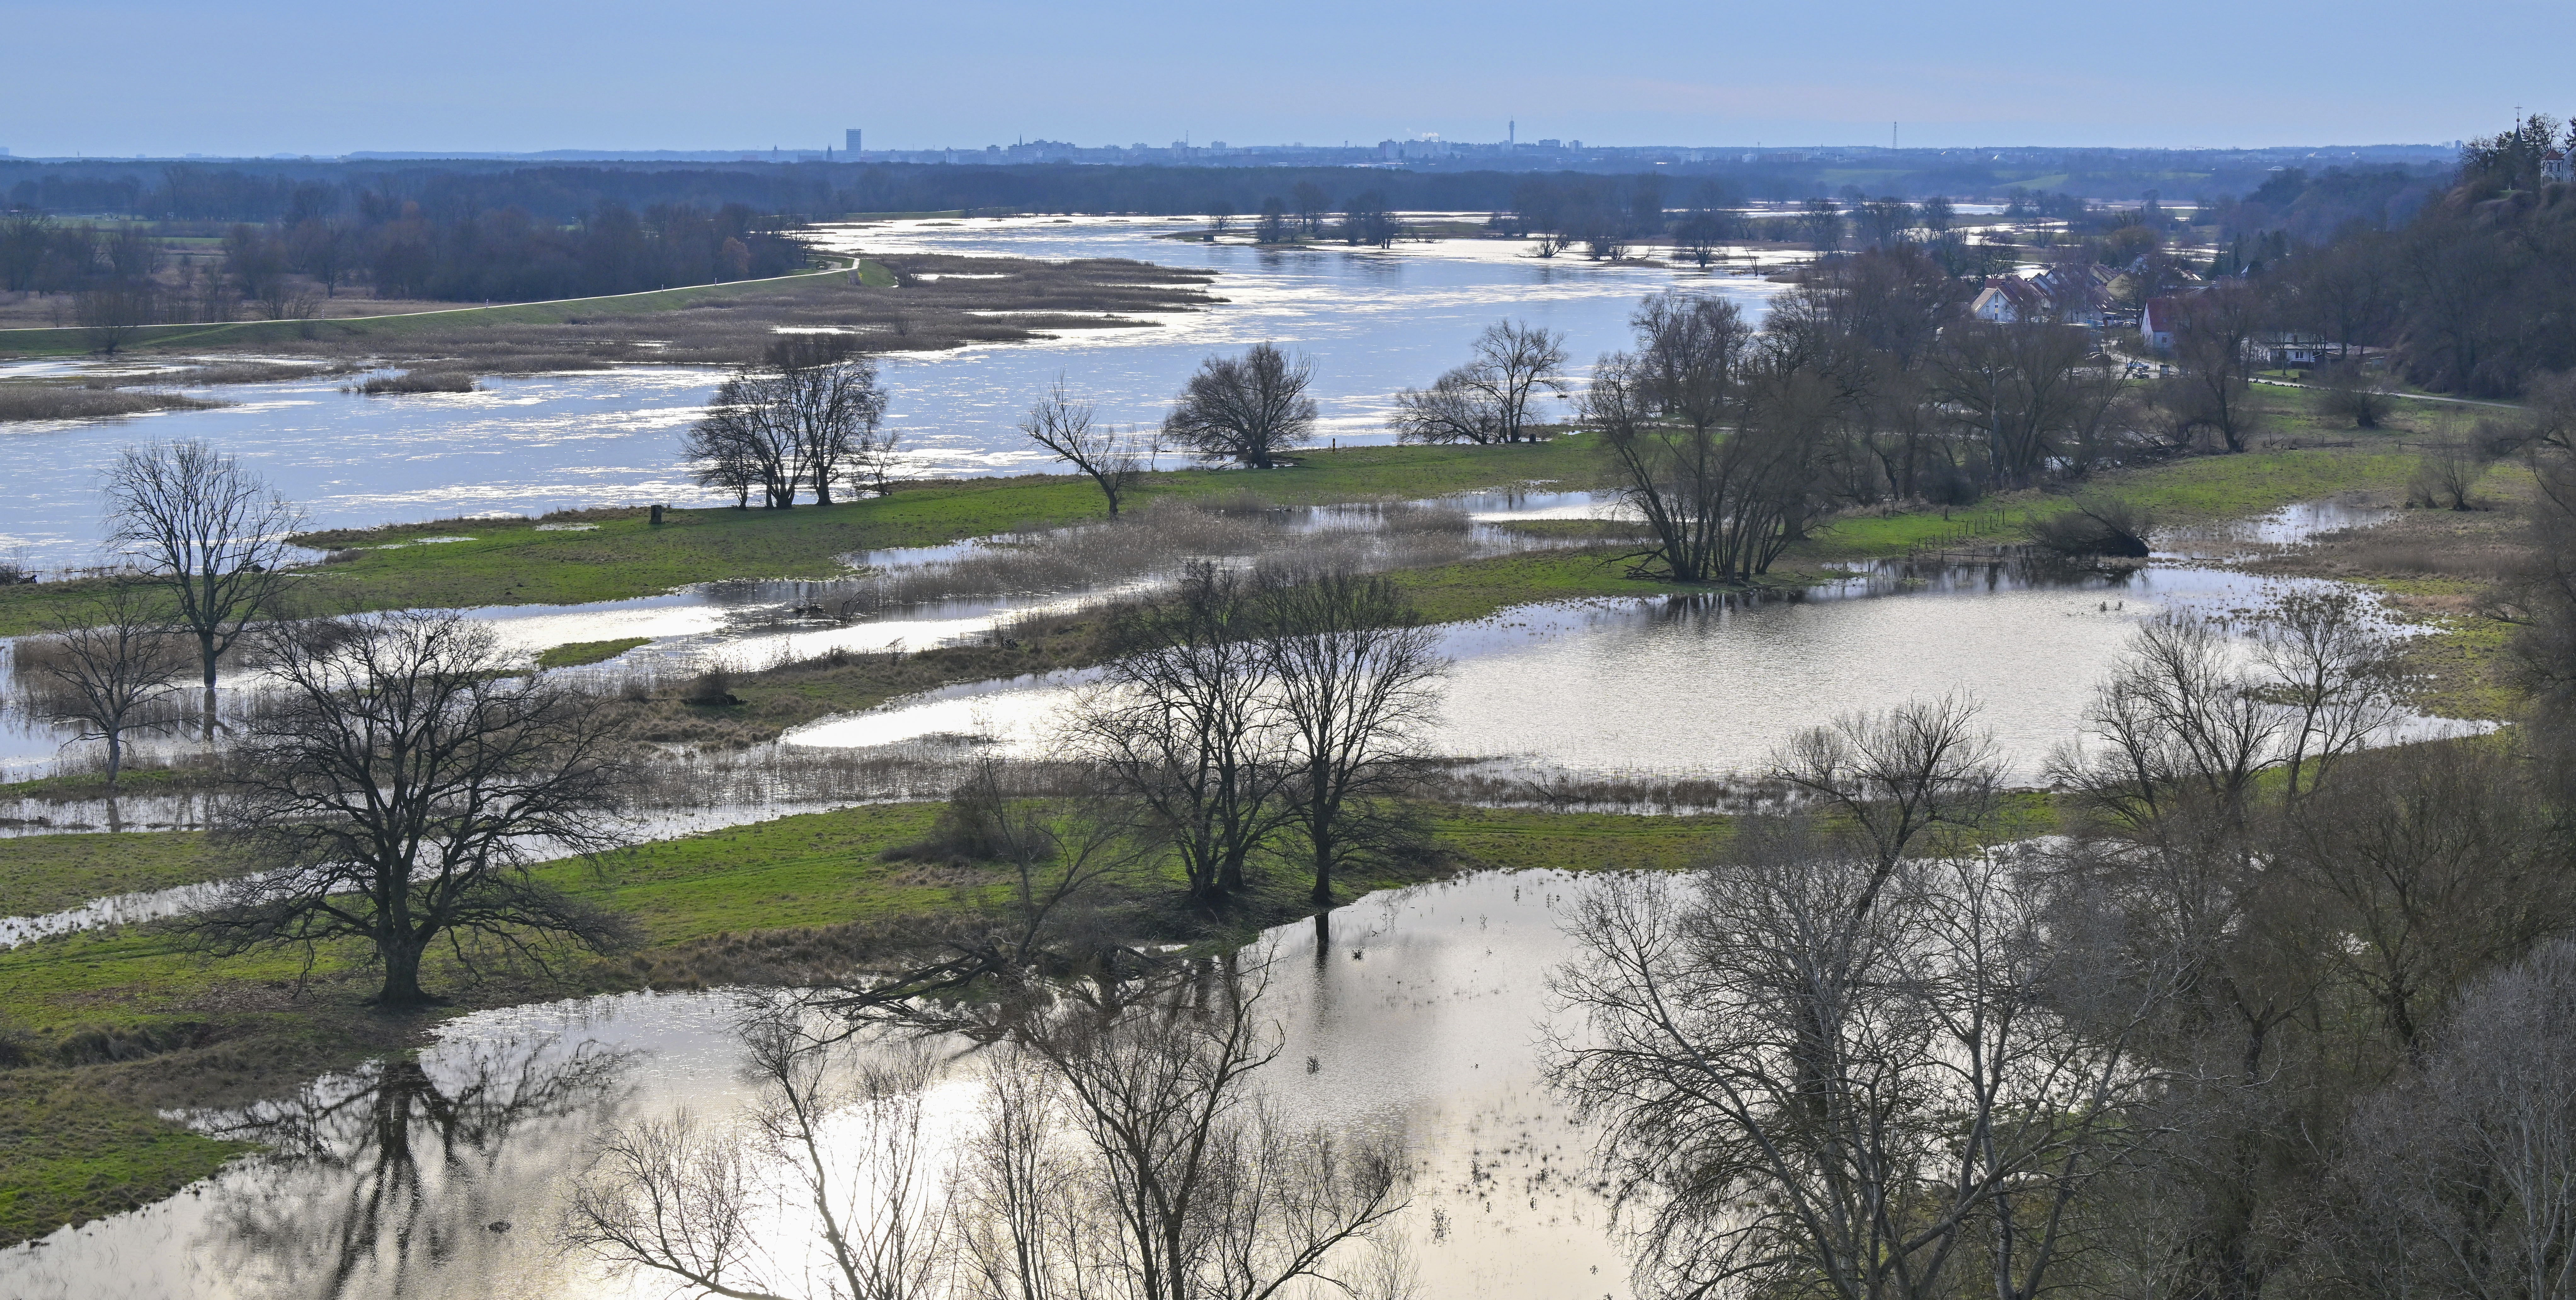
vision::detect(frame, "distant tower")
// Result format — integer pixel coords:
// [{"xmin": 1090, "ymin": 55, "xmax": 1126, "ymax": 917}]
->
[
  {"xmin": 1509, "ymin": 119, "xmax": 1516, "ymax": 146},
  {"xmin": 845, "ymin": 128, "xmax": 863, "ymax": 155}
]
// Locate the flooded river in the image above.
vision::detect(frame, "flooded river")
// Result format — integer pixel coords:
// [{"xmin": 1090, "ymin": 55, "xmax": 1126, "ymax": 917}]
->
[
  {"xmin": 2, "ymin": 217, "xmax": 1775, "ymax": 573},
  {"xmin": 0, "ymin": 871, "xmax": 1622, "ymax": 1300}
]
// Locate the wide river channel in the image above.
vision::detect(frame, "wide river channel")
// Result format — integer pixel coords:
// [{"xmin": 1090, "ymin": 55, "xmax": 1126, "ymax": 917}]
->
[{"xmin": 2, "ymin": 216, "xmax": 1781, "ymax": 573}]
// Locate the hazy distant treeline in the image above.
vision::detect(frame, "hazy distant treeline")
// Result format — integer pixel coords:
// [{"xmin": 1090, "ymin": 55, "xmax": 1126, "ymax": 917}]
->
[
  {"xmin": 3, "ymin": 151, "xmax": 2456, "ymax": 227},
  {"xmin": 0, "ymin": 200, "xmax": 808, "ymax": 310}
]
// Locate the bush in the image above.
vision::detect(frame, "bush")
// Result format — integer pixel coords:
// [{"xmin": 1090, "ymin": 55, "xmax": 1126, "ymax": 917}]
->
[
  {"xmin": 2316, "ymin": 362, "xmax": 2396, "ymax": 429},
  {"xmin": 358, "ymin": 370, "xmax": 478, "ymax": 396},
  {"xmin": 2408, "ymin": 441, "xmax": 2486, "ymax": 510},
  {"xmin": 679, "ymin": 666, "xmax": 738, "ymax": 706},
  {"xmin": 2029, "ymin": 499, "xmax": 2154, "ymax": 557}
]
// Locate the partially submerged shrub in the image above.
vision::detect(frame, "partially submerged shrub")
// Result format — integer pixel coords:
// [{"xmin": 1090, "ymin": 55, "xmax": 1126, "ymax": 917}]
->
[
  {"xmin": 2029, "ymin": 499, "xmax": 2154, "ymax": 558},
  {"xmin": 0, "ymin": 386, "xmax": 225, "ymax": 423},
  {"xmin": 358, "ymin": 369, "xmax": 479, "ymax": 395}
]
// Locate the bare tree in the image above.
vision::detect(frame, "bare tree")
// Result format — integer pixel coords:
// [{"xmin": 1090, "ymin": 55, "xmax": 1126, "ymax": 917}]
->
[
  {"xmin": 104, "ymin": 439, "xmax": 306, "ymax": 718},
  {"xmin": 1924, "ymin": 322, "xmax": 2097, "ymax": 489},
  {"xmin": 685, "ymin": 414, "xmax": 764, "ymax": 508},
  {"xmin": 1023, "ymin": 375, "xmax": 1145, "ymax": 516},
  {"xmin": 1260, "ymin": 572, "xmax": 1447, "ymax": 905},
  {"xmin": 1290, "ymin": 181, "xmax": 1329, "ymax": 238},
  {"xmin": 567, "ymin": 1012, "xmax": 949, "ymax": 1300},
  {"xmin": 2253, "ymin": 587, "xmax": 2399, "ymax": 799},
  {"xmin": 686, "ymin": 339, "xmax": 891, "ymax": 508},
  {"xmin": 198, "ymin": 610, "xmax": 636, "ymax": 1004},
  {"xmin": 1384, "ymin": 372, "xmax": 1502, "ymax": 445},
  {"xmin": 2280, "ymin": 742, "xmax": 2565, "ymax": 1052},
  {"xmin": 2322, "ymin": 940, "xmax": 2576, "ymax": 1300},
  {"xmin": 75, "ymin": 281, "xmax": 155, "ymax": 355},
  {"xmin": 19, "ymin": 584, "xmax": 191, "ymax": 789},
  {"xmin": 764, "ymin": 334, "xmax": 892, "ymax": 507},
  {"xmin": 2049, "ymin": 616, "xmax": 2288, "ymax": 835},
  {"xmin": 1589, "ymin": 296, "xmax": 1826, "ymax": 582},
  {"xmin": 1072, "ymin": 564, "xmax": 1285, "ymax": 900},
  {"xmin": 1771, "ymin": 693, "xmax": 2003, "ymax": 917},
  {"xmin": 2315, "ymin": 361, "xmax": 2395, "ymax": 428},
  {"xmin": 2408, "ymin": 438, "xmax": 2487, "ymax": 510},
  {"xmin": 1386, "ymin": 320, "xmax": 1568, "ymax": 445},
  {"xmin": 2168, "ymin": 286, "xmax": 2265, "ymax": 453},
  {"xmin": 1161, "ymin": 344, "xmax": 1317, "ymax": 469},
  {"xmin": 1553, "ymin": 822, "xmax": 2166, "ymax": 1300}
]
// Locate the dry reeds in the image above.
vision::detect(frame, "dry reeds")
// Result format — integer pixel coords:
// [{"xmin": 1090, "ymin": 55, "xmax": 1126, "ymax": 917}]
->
[
  {"xmin": 800, "ymin": 497, "xmax": 1485, "ymax": 617},
  {"xmin": 357, "ymin": 369, "xmax": 478, "ymax": 395},
  {"xmin": 0, "ymin": 386, "xmax": 226, "ymax": 423}
]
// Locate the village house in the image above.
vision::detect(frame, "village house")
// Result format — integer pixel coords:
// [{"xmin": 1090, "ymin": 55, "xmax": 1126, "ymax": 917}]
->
[{"xmin": 2141, "ymin": 297, "xmax": 2183, "ymax": 350}]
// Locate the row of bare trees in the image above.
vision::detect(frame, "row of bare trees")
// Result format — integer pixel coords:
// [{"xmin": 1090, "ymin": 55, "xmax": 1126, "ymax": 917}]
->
[
  {"xmin": 1073, "ymin": 563, "xmax": 1446, "ymax": 906},
  {"xmin": 685, "ymin": 335, "xmax": 899, "ymax": 508},
  {"xmin": 8, "ymin": 440, "xmax": 304, "ymax": 784},
  {"xmin": 1555, "ymin": 525, "xmax": 2576, "ymax": 1300}
]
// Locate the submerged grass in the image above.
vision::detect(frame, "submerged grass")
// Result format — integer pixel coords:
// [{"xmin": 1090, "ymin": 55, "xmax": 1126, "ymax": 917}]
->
[
  {"xmin": 0, "ymin": 831, "xmax": 232, "ymax": 918},
  {"xmin": 536, "ymin": 637, "xmax": 652, "ymax": 669}
]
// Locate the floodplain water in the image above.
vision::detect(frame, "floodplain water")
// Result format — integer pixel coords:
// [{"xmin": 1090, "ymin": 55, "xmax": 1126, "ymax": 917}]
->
[
  {"xmin": 1, "ymin": 216, "xmax": 1775, "ymax": 574},
  {"xmin": 0, "ymin": 870, "xmax": 1624, "ymax": 1300}
]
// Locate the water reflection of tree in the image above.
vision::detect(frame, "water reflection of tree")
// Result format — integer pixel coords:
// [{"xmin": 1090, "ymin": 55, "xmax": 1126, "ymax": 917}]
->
[{"xmin": 194, "ymin": 1035, "xmax": 632, "ymax": 1299}]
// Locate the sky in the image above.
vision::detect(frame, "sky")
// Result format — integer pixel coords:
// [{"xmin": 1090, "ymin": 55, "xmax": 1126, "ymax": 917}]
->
[{"xmin": 4, "ymin": 0, "xmax": 2569, "ymax": 157}]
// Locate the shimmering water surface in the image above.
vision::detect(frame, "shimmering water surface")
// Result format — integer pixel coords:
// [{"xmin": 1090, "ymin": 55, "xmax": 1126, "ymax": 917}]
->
[
  {"xmin": 3, "ymin": 217, "xmax": 1774, "ymax": 572},
  {"xmin": 0, "ymin": 871, "xmax": 1619, "ymax": 1300}
]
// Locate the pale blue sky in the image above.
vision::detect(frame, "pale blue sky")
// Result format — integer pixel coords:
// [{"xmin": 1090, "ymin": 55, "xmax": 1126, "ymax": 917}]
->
[{"xmin": 4, "ymin": 0, "xmax": 2564, "ymax": 157}]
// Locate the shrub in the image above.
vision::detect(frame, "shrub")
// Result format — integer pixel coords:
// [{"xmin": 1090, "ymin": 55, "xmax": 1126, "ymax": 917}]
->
[{"xmin": 2029, "ymin": 499, "xmax": 2154, "ymax": 557}]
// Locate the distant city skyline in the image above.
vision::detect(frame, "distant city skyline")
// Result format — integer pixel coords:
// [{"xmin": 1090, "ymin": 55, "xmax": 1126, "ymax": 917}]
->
[{"xmin": 4, "ymin": 0, "xmax": 2567, "ymax": 157}]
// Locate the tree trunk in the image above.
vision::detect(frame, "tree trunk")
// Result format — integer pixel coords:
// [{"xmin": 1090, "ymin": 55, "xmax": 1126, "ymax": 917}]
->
[
  {"xmin": 199, "ymin": 629, "xmax": 220, "ymax": 741},
  {"xmin": 104, "ymin": 731, "xmax": 122, "ymax": 791},
  {"xmin": 379, "ymin": 936, "xmax": 430, "ymax": 1005}
]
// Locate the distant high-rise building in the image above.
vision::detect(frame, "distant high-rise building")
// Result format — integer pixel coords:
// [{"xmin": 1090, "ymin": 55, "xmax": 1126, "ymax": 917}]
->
[{"xmin": 845, "ymin": 129, "xmax": 862, "ymax": 154}]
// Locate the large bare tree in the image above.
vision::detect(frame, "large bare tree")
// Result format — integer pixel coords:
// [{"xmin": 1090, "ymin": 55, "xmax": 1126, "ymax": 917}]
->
[
  {"xmin": 1590, "ymin": 295, "xmax": 1827, "ymax": 582},
  {"xmin": 1260, "ymin": 572, "xmax": 1446, "ymax": 905},
  {"xmin": 1022, "ymin": 374, "xmax": 1146, "ymax": 516},
  {"xmin": 1161, "ymin": 344, "xmax": 1317, "ymax": 469},
  {"xmin": 1554, "ymin": 822, "xmax": 2169, "ymax": 1300},
  {"xmin": 1386, "ymin": 320, "xmax": 1568, "ymax": 445},
  {"xmin": 1072, "ymin": 564, "xmax": 1286, "ymax": 901},
  {"xmin": 200, "ymin": 610, "xmax": 636, "ymax": 1004},
  {"xmin": 684, "ymin": 336, "xmax": 893, "ymax": 508},
  {"xmin": 103, "ymin": 439, "xmax": 305, "ymax": 717}
]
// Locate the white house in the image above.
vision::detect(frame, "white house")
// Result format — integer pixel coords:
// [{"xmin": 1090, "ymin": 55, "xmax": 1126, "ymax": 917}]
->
[{"xmin": 2141, "ymin": 297, "xmax": 2183, "ymax": 350}]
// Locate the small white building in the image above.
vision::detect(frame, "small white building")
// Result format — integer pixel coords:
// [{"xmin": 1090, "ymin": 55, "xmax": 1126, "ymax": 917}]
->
[
  {"xmin": 2545, "ymin": 151, "xmax": 2573, "ymax": 184},
  {"xmin": 2141, "ymin": 297, "xmax": 2183, "ymax": 351}
]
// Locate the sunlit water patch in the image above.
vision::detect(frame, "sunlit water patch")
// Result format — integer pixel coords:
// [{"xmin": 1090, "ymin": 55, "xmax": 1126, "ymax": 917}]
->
[
  {"xmin": 5, "ymin": 219, "xmax": 1768, "ymax": 573},
  {"xmin": 0, "ymin": 871, "xmax": 1624, "ymax": 1300}
]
